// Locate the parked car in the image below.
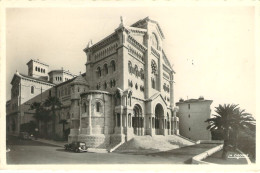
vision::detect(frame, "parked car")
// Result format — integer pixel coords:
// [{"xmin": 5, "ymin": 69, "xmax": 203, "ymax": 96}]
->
[
  {"xmin": 19, "ymin": 132, "xmax": 30, "ymax": 140},
  {"xmin": 64, "ymin": 142, "xmax": 88, "ymax": 153},
  {"xmin": 18, "ymin": 132, "xmax": 35, "ymax": 140}
]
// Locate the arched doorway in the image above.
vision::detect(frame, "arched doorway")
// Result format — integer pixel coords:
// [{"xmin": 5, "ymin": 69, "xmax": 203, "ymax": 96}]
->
[
  {"xmin": 155, "ymin": 104, "xmax": 164, "ymax": 135},
  {"xmin": 132, "ymin": 104, "xmax": 143, "ymax": 136}
]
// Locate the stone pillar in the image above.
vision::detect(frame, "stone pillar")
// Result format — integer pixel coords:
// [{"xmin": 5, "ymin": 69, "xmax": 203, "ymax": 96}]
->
[
  {"xmin": 88, "ymin": 95, "xmax": 92, "ymax": 135},
  {"xmin": 79, "ymin": 99, "xmax": 82, "ymax": 134},
  {"xmin": 169, "ymin": 117, "xmax": 172, "ymax": 135},
  {"xmin": 120, "ymin": 113, "xmax": 123, "ymax": 133},
  {"xmin": 126, "ymin": 113, "xmax": 128, "ymax": 128},
  {"xmin": 173, "ymin": 107, "xmax": 179, "ymax": 135},
  {"xmin": 115, "ymin": 113, "xmax": 117, "ymax": 129},
  {"xmin": 169, "ymin": 73, "xmax": 174, "ymax": 108},
  {"xmin": 141, "ymin": 117, "xmax": 144, "ymax": 135}
]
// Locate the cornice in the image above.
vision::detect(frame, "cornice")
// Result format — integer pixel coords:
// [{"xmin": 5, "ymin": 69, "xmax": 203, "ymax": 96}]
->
[{"xmin": 127, "ymin": 35, "xmax": 147, "ymax": 53}]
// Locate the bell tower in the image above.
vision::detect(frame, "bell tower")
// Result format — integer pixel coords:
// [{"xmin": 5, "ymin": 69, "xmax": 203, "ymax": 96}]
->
[{"xmin": 26, "ymin": 59, "xmax": 49, "ymax": 79}]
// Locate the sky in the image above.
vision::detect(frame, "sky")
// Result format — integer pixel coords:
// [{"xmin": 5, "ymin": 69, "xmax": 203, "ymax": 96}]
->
[{"xmin": 5, "ymin": 6, "xmax": 256, "ymax": 116}]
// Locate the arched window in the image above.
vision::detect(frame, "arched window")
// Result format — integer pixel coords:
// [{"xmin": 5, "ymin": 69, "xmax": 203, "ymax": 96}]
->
[
  {"xmin": 43, "ymin": 69, "xmax": 45, "ymax": 73},
  {"xmin": 104, "ymin": 64, "xmax": 108, "ymax": 75},
  {"xmin": 84, "ymin": 102, "xmax": 87, "ymax": 113},
  {"xmin": 151, "ymin": 60, "xmax": 157, "ymax": 74},
  {"xmin": 151, "ymin": 78, "xmax": 155, "ymax": 89},
  {"xmin": 134, "ymin": 65, "xmax": 138, "ymax": 77},
  {"xmin": 151, "ymin": 33, "xmax": 159, "ymax": 49},
  {"xmin": 96, "ymin": 102, "xmax": 101, "ymax": 112},
  {"xmin": 35, "ymin": 67, "xmax": 37, "ymax": 71},
  {"xmin": 140, "ymin": 68, "xmax": 144, "ymax": 79},
  {"xmin": 31, "ymin": 86, "xmax": 34, "ymax": 94},
  {"xmin": 104, "ymin": 81, "xmax": 107, "ymax": 89},
  {"xmin": 111, "ymin": 60, "xmax": 116, "ymax": 72},
  {"xmin": 128, "ymin": 61, "xmax": 132, "ymax": 74},
  {"xmin": 97, "ymin": 67, "xmax": 101, "ymax": 77}
]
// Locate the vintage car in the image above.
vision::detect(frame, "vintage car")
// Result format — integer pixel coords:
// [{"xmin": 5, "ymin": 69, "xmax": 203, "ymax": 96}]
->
[
  {"xmin": 19, "ymin": 132, "xmax": 35, "ymax": 140},
  {"xmin": 64, "ymin": 142, "xmax": 88, "ymax": 153},
  {"xmin": 18, "ymin": 132, "xmax": 30, "ymax": 140}
]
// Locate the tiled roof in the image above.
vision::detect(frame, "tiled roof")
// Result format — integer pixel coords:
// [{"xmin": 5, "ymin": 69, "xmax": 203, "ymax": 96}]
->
[
  {"xmin": 176, "ymin": 98, "xmax": 213, "ymax": 104},
  {"xmin": 18, "ymin": 73, "xmax": 54, "ymax": 85}
]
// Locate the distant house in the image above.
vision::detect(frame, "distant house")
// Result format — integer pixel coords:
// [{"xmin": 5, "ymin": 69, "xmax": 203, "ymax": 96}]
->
[{"xmin": 176, "ymin": 97, "xmax": 212, "ymax": 141}]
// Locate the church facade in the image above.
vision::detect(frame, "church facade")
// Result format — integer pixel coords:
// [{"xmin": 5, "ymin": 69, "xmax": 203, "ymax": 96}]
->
[{"xmin": 6, "ymin": 17, "xmax": 179, "ymax": 149}]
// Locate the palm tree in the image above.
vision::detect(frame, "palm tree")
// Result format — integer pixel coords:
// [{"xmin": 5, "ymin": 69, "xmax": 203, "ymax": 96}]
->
[
  {"xmin": 44, "ymin": 96, "xmax": 62, "ymax": 139},
  {"xmin": 30, "ymin": 102, "xmax": 51, "ymax": 138},
  {"xmin": 205, "ymin": 104, "xmax": 255, "ymax": 159}
]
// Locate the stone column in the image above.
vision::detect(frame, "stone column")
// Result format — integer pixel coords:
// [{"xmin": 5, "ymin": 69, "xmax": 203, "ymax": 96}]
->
[
  {"xmin": 141, "ymin": 117, "xmax": 144, "ymax": 135},
  {"xmin": 169, "ymin": 74, "xmax": 174, "ymax": 109},
  {"xmin": 89, "ymin": 96, "xmax": 93, "ymax": 135},
  {"xmin": 173, "ymin": 108, "xmax": 179, "ymax": 135},
  {"xmin": 169, "ymin": 117, "xmax": 172, "ymax": 135},
  {"xmin": 115, "ymin": 113, "xmax": 117, "ymax": 129},
  {"xmin": 79, "ymin": 99, "xmax": 82, "ymax": 134},
  {"xmin": 126, "ymin": 113, "xmax": 128, "ymax": 128},
  {"xmin": 120, "ymin": 113, "xmax": 123, "ymax": 133}
]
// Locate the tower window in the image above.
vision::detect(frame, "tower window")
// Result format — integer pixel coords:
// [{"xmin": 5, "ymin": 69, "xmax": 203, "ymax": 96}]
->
[
  {"xmin": 111, "ymin": 60, "xmax": 116, "ymax": 72},
  {"xmin": 31, "ymin": 86, "xmax": 34, "ymax": 94},
  {"xmin": 97, "ymin": 67, "xmax": 101, "ymax": 77},
  {"xmin": 151, "ymin": 78, "xmax": 155, "ymax": 89},
  {"xmin": 188, "ymin": 104, "xmax": 190, "ymax": 109},
  {"xmin": 104, "ymin": 64, "xmax": 108, "ymax": 75},
  {"xmin": 96, "ymin": 102, "xmax": 101, "ymax": 112}
]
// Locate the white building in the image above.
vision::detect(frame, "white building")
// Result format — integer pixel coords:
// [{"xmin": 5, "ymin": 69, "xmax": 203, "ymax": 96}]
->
[{"xmin": 176, "ymin": 97, "xmax": 212, "ymax": 141}]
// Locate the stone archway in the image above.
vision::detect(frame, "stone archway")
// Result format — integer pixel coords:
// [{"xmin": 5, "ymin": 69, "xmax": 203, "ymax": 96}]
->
[
  {"xmin": 132, "ymin": 104, "xmax": 143, "ymax": 136},
  {"xmin": 155, "ymin": 103, "xmax": 164, "ymax": 135}
]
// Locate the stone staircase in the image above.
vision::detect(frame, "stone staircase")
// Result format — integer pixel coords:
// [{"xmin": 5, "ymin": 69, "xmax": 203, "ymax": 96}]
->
[{"xmin": 113, "ymin": 135, "xmax": 195, "ymax": 153}]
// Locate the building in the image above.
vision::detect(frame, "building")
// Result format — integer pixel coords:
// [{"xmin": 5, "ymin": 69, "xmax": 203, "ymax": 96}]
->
[
  {"xmin": 6, "ymin": 17, "xmax": 180, "ymax": 149},
  {"xmin": 175, "ymin": 97, "xmax": 213, "ymax": 141},
  {"xmin": 6, "ymin": 59, "xmax": 76, "ymax": 136}
]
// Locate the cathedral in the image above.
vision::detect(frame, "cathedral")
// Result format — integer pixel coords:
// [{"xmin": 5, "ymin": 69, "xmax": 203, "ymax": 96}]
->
[{"xmin": 6, "ymin": 17, "xmax": 180, "ymax": 149}]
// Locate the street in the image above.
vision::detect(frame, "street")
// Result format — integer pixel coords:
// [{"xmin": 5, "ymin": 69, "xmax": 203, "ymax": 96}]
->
[{"xmin": 6, "ymin": 135, "xmax": 218, "ymax": 164}]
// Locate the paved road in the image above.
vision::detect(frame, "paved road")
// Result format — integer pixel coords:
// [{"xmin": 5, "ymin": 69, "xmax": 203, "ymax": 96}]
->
[{"xmin": 6, "ymin": 135, "xmax": 218, "ymax": 164}]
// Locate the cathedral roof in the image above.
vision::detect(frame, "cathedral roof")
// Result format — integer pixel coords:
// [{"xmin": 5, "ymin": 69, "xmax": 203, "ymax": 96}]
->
[
  {"xmin": 147, "ymin": 92, "xmax": 167, "ymax": 106},
  {"xmin": 11, "ymin": 72, "xmax": 54, "ymax": 86},
  {"xmin": 162, "ymin": 50, "xmax": 174, "ymax": 72},
  {"xmin": 55, "ymin": 74, "xmax": 89, "ymax": 87},
  {"xmin": 131, "ymin": 17, "xmax": 165, "ymax": 39}
]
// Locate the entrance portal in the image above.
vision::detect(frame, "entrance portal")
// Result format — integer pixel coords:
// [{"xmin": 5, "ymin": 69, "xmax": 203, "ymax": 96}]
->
[
  {"xmin": 132, "ymin": 104, "xmax": 143, "ymax": 136},
  {"xmin": 155, "ymin": 103, "xmax": 164, "ymax": 135}
]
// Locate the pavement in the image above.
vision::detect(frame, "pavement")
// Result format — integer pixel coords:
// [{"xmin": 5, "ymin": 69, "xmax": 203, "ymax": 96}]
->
[
  {"xmin": 32, "ymin": 138, "xmax": 67, "ymax": 147},
  {"xmin": 6, "ymin": 135, "xmax": 250, "ymax": 165}
]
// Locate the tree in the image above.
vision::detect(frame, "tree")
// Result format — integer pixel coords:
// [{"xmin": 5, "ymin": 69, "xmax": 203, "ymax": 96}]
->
[
  {"xmin": 44, "ymin": 96, "xmax": 62, "ymax": 139},
  {"xmin": 30, "ymin": 102, "xmax": 51, "ymax": 137},
  {"xmin": 205, "ymin": 104, "xmax": 255, "ymax": 159}
]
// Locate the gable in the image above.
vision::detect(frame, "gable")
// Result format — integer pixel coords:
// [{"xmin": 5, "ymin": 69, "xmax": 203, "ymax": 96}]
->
[{"xmin": 147, "ymin": 92, "xmax": 167, "ymax": 106}]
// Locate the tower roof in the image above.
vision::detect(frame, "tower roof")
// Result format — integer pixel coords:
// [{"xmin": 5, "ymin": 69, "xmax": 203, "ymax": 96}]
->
[
  {"xmin": 131, "ymin": 17, "xmax": 165, "ymax": 39},
  {"xmin": 26, "ymin": 59, "xmax": 49, "ymax": 67}
]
